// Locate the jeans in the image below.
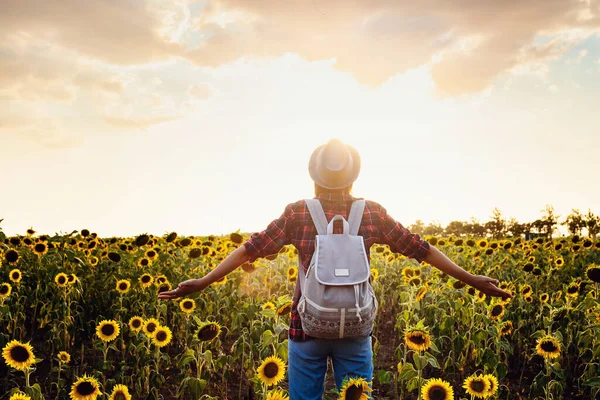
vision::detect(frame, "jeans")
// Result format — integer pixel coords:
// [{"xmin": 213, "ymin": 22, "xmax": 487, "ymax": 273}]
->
[{"xmin": 288, "ymin": 336, "xmax": 373, "ymax": 400}]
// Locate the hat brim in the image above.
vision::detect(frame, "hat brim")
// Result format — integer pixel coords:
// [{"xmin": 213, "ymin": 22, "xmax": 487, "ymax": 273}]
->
[{"xmin": 308, "ymin": 143, "xmax": 361, "ymax": 189}]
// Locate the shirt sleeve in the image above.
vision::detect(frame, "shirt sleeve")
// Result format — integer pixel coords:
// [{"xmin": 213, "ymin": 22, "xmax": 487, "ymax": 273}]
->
[
  {"xmin": 243, "ymin": 203, "xmax": 294, "ymax": 262},
  {"xmin": 376, "ymin": 203, "xmax": 430, "ymax": 263}
]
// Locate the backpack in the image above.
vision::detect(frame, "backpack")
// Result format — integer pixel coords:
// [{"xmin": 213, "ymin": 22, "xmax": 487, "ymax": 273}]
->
[{"xmin": 297, "ymin": 199, "xmax": 378, "ymax": 339}]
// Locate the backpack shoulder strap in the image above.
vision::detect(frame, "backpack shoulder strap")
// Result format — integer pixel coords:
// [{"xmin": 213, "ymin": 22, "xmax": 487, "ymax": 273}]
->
[
  {"xmin": 347, "ymin": 200, "xmax": 366, "ymax": 236},
  {"xmin": 305, "ymin": 199, "xmax": 328, "ymax": 235}
]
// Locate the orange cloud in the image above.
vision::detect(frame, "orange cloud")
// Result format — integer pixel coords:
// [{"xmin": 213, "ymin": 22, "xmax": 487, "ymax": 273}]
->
[{"xmin": 187, "ymin": 0, "xmax": 600, "ymax": 94}]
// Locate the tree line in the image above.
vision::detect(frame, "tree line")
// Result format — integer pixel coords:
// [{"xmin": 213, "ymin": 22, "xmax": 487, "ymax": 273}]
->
[{"xmin": 407, "ymin": 206, "xmax": 600, "ymax": 239}]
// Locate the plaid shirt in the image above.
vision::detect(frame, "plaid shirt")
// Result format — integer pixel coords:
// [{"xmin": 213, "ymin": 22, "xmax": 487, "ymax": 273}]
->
[{"xmin": 243, "ymin": 192, "xmax": 431, "ymax": 341}]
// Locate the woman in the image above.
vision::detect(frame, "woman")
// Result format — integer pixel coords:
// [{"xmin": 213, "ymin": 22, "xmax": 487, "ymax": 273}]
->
[{"xmin": 158, "ymin": 138, "xmax": 512, "ymax": 399}]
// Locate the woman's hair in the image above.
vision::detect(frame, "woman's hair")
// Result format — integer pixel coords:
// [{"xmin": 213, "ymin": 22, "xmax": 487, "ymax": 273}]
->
[{"xmin": 314, "ymin": 183, "xmax": 353, "ymax": 196}]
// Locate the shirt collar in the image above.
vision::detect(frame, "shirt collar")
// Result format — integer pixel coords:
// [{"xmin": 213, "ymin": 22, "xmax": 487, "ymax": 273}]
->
[{"xmin": 315, "ymin": 192, "xmax": 356, "ymax": 202}]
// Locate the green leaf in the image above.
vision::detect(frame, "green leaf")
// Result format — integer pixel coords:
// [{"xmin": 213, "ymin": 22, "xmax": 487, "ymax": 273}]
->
[
  {"xmin": 413, "ymin": 352, "xmax": 427, "ymax": 370},
  {"xmin": 375, "ymin": 370, "xmax": 391, "ymax": 385},
  {"xmin": 399, "ymin": 362, "xmax": 417, "ymax": 381},
  {"xmin": 424, "ymin": 352, "xmax": 440, "ymax": 369},
  {"xmin": 584, "ymin": 378, "xmax": 600, "ymax": 388}
]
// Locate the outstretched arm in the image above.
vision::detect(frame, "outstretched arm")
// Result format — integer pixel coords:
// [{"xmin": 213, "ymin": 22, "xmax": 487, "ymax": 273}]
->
[
  {"xmin": 158, "ymin": 245, "xmax": 251, "ymax": 299},
  {"xmin": 424, "ymin": 245, "xmax": 512, "ymax": 299}
]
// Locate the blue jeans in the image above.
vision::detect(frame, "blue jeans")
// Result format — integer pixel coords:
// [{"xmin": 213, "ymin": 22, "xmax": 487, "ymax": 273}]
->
[{"xmin": 288, "ymin": 336, "xmax": 373, "ymax": 400}]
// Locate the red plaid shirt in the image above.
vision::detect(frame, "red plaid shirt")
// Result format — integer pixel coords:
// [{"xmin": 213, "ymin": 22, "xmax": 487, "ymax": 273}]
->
[{"xmin": 243, "ymin": 192, "xmax": 431, "ymax": 341}]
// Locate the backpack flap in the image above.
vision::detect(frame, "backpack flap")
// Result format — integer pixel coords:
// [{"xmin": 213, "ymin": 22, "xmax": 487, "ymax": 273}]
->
[{"xmin": 314, "ymin": 227, "xmax": 370, "ymax": 286}]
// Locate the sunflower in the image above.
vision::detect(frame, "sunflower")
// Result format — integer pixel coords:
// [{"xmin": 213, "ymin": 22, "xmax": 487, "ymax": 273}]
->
[
  {"xmin": 0, "ymin": 283, "xmax": 12, "ymax": 299},
  {"xmin": 416, "ymin": 287, "xmax": 428, "ymax": 301},
  {"xmin": 107, "ymin": 384, "xmax": 131, "ymax": 400},
  {"xmin": 138, "ymin": 273, "xmax": 153, "ymax": 288},
  {"xmin": 137, "ymin": 257, "xmax": 151, "ymax": 268},
  {"xmin": 213, "ymin": 276, "xmax": 227, "ymax": 286},
  {"xmin": 241, "ymin": 262, "xmax": 257, "ymax": 273},
  {"xmin": 55, "ymin": 273, "xmax": 68, "ymax": 288},
  {"xmin": 536, "ymin": 336, "xmax": 561, "ymax": 359},
  {"xmin": 266, "ymin": 390, "xmax": 289, "ymax": 400},
  {"xmin": 2, "ymin": 340, "xmax": 36, "ymax": 370},
  {"xmin": 452, "ymin": 280, "xmax": 466, "ymax": 289},
  {"xmin": 115, "ymin": 279, "xmax": 131, "ymax": 294},
  {"xmin": 155, "ymin": 275, "xmax": 168, "ymax": 285},
  {"xmin": 586, "ymin": 264, "xmax": 600, "ymax": 283},
  {"xmin": 262, "ymin": 302, "xmax": 276, "ymax": 311},
  {"xmin": 127, "ymin": 316, "xmax": 144, "ymax": 333},
  {"xmin": 57, "ymin": 351, "xmax": 71, "ymax": 364},
  {"xmin": 476, "ymin": 291, "xmax": 486, "ymax": 302},
  {"xmin": 520, "ymin": 284, "xmax": 532, "ymax": 297},
  {"xmin": 33, "ymin": 242, "xmax": 48, "ymax": 256},
  {"xmin": 477, "ymin": 239, "xmax": 488, "ymax": 248},
  {"xmin": 483, "ymin": 374, "xmax": 499, "ymax": 397},
  {"xmin": 287, "ymin": 266, "xmax": 298, "ymax": 281},
  {"xmin": 179, "ymin": 298, "xmax": 196, "ymax": 313},
  {"xmin": 370, "ymin": 268, "xmax": 379, "ymax": 282},
  {"xmin": 338, "ymin": 376, "xmax": 373, "ymax": 400},
  {"xmin": 257, "ymin": 355, "xmax": 286, "ymax": 386},
  {"xmin": 166, "ymin": 232, "xmax": 178, "ymax": 243},
  {"xmin": 408, "ymin": 277, "xmax": 422, "ymax": 287},
  {"xmin": 421, "ymin": 377, "xmax": 454, "ymax": 400},
  {"xmin": 524, "ymin": 295, "xmax": 533, "ymax": 304},
  {"xmin": 67, "ymin": 274, "xmax": 77, "ymax": 285},
  {"xmin": 566, "ymin": 282, "xmax": 580, "ymax": 297},
  {"xmin": 9, "ymin": 269, "xmax": 22, "ymax": 284},
  {"xmin": 96, "ymin": 320, "xmax": 120, "ymax": 342},
  {"xmin": 142, "ymin": 318, "xmax": 160, "ymax": 337},
  {"xmin": 157, "ymin": 282, "xmax": 172, "ymax": 294},
  {"xmin": 107, "ymin": 252, "xmax": 121, "ymax": 263},
  {"xmin": 151, "ymin": 326, "xmax": 173, "ymax": 347},
  {"xmin": 70, "ymin": 374, "xmax": 102, "ymax": 400},
  {"xmin": 4, "ymin": 249, "xmax": 19, "ymax": 265},
  {"xmin": 540, "ymin": 293, "xmax": 549, "ymax": 303},
  {"xmin": 463, "ymin": 374, "xmax": 490, "ymax": 398},
  {"xmin": 196, "ymin": 321, "xmax": 221, "ymax": 342},
  {"xmin": 276, "ymin": 301, "xmax": 293, "ymax": 316},
  {"xmin": 9, "ymin": 392, "xmax": 31, "ymax": 400},
  {"xmin": 489, "ymin": 304, "xmax": 505, "ymax": 321},
  {"xmin": 145, "ymin": 249, "xmax": 158, "ymax": 261},
  {"xmin": 404, "ymin": 328, "xmax": 432, "ymax": 352}
]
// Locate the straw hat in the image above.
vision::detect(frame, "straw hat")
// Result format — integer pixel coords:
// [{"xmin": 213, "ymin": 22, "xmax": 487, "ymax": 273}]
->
[{"xmin": 308, "ymin": 139, "xmax": 361, "ymax": 189}]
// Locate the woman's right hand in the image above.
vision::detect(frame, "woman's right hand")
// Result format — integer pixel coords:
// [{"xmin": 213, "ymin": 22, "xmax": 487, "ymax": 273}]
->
[
  {"xmin": 158, "ymin": 278, "xmax": 208, "ymax": 300},
  {"xmin": 469, "ymin": 275, "xmax": 513, "ymax": 299}
]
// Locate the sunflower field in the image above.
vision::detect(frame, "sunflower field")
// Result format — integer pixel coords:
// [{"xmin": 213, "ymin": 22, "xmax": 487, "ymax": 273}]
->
[{"xmin": 1, "ymin": 224, "xmax": 599, "ymax": 400}]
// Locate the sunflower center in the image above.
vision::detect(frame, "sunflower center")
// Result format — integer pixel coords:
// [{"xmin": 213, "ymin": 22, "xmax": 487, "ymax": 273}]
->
[
  {"xmin": 568, "ymin": 286, "xmax": 578, "ymax": 294},
  {"xmin": 58, "ymin": 276, "xmax": 66, "ymax": 284},
  {"xmin": 263, "ymin": 362, "xmax": 279, "ymax": 378},
  {"xmin": 132, "ymin": 319, "xmax": 142, "ymax": 328},
  {"xmin": 198, "ymin": 325, "xmax": 218, "ymax": 341},
  {"xmin": 183, "ymin": 301, "xmax": 193, "ymax": 309},
  {"xmin": 141, "ymin": 259, "xmax": 149, "ymax": 266},
  {"xmin": 409, "ymin": 333, "xmax": 426, "ymax": 345},
  {"xmin": 34, "ymin": 244, "xmax": 46, "ymax": 253},
  {"xmin": 101, "ymin": 324, "xmax": 115, "ymax": 336},
  {"xmin": 428, "ymin": 386, "xmax": 447, "ymax": 400},
  {"xmin": 588, "ymin": 268, "xmax": 600, "ymax": 283},
  {"xmin": 541, "ymin": 341, "xmax": 558, "ymax": 352},
  {"xmin": 343, "ymin": 384, "xmax": 363, "ymax": 400},
  {"xmin": 147, "ymin": 251, "xmax": 156, "ymax": 258},
  {"xmin": 119, "ymin": 283, "xmax": 127, "ymax": 290},
  {"xmin": 491, "ymin": 305, "xmax": 503, "ymax": 317},
  {"xmin": 11, "ymin": 272, "xmax": 19, "ymax": 279},
  {"xmin": 158, "ymin": 285, "xmax": 169, "ymax": 293},
  {"xmin": 10, "ymin": 346, "xmax": 30, "ymax": 362},
  {"xmin": 142, "ymin": 275, "xmax": 151, "ymax": 283},
  {"xmin": 0, "ymin": 285, "xmax": 8, "ymax": 295},
  {"xmin": 146, "ymin": 323, "xmax": 157, "ymax": 333},
  {"xmin": 114, "ymin": 392, "xmax": 127, "ymax": 400},
  {"xmin": 156, "ymin": 331, "xmax": 167, "ymax": 341},
  {"xmin": 76, "ymin": 381, "xmax": 96, "ymax": 396},
  {"xmin": 470, "ymin": 380, "xmax": 485, "ymax": 393}
]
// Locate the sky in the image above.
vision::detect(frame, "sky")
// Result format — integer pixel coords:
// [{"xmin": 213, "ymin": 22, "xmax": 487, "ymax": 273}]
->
[{"xmin": 1, "ymin": 0, "xmax": 599, "ymax": 238}]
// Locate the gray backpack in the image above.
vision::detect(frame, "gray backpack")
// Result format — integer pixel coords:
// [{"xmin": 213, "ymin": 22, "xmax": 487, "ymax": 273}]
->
[{"xmin": 297, "ymin": 199, "xmax": 378, "ymax": 339}]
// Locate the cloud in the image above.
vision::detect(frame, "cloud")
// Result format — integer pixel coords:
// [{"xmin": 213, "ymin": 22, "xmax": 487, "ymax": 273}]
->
[
  {"xmin": 103, "ymin": 115, "xmax": 181, "ymax": 130},
  {"xmin": 0, "ymin": 0, "xmax": 184, "ymax": 65},
  {"xmin": 188, "ymin": 83, "xmax": 213, "ymax": 99},
  {"xmin": 186, "ymin": 0, "xmax": 600, "ymax": 94}
]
